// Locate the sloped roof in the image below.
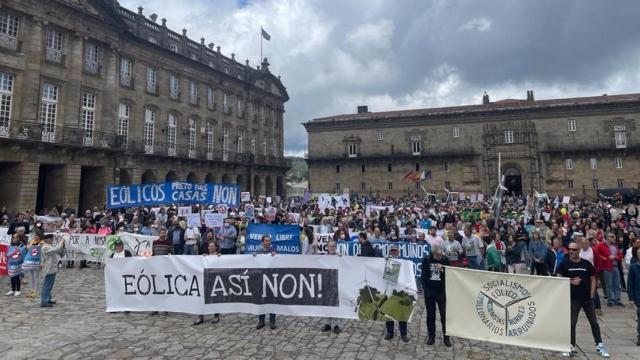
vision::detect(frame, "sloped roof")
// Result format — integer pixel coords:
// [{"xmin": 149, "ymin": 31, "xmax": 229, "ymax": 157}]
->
[{"xmin": 311, "ymin": 93, "xmax": 640, "ymax": 123}]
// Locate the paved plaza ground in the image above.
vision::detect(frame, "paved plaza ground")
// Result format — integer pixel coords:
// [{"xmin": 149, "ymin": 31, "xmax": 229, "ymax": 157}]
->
[{"xmin": 1, "ymin": 266, "xmax": 639, "ymax": 359}]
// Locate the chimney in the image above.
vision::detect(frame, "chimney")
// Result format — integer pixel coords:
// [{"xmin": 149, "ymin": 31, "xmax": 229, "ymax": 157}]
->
[
  {"xmin": 357, "ymin": 105, "xmax": 368, "ymax": 114},
  {"xmin": 217, "ymin": 46, "xmax": 221, "ymax": 53},
  {"xmin": 182, "ymin": 28, "xmax": 187, "ymax": 36},
  {"xmin": 161, "ymin": 18, "xmax": 167, "ymax": 27},
  {"xmin": 482, "ymin": 91, "xmax": 490, "ymax": 105},
  {"xmin": 526, "ymin": 90, "xmax": 535, "ymax": 101},
  {"xmin": 137, "ymin": 6, "xmax": 143, "ymax": 15},
  {"xmin": 201, "ymin": 37, "xmax": 205, "ymax": 45},
  {"xmin": 245, "ymin": 59, "xmax": 250, "ymax": 66},
  {"xmin": 231, "ymin": 53, "xmax": 235, "ymax": 60}
]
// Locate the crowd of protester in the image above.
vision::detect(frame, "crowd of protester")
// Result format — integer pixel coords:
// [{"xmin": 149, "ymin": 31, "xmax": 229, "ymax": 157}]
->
[{"xmin": 2, "ymin": 192, "xmax": 640, "ymax": 357}]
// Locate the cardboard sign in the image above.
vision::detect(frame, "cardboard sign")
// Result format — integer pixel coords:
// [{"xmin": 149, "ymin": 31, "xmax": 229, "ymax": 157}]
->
[
  {"xmin": 217, "ymin": 204, "xmax": 228, "ymax": 214},
  {"xmin": 204, "ymin": 213, "xmax": 225, "ymax": 228},
  {"xmin": 186, "ymin": 213, "xmax": 201, "ymax": 228},
  {"xmin": 178, "ymin": 206, "xmax": 191, "ymax": 216},
  {"xmin": 241, "ymin": 192, "xmax": 251, "ymax": 202}
]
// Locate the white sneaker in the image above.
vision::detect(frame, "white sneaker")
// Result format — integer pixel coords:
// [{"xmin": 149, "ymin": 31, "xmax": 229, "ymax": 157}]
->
[
  {"xmin": 5, "ymin": 291, "xmax": 14, "ymax": 296},
  {"xmin": 561, "ymin": 345, "xmax": 577, "ymax": 357},
  {"xmin": 596, "ymin": 343, "xmax": 610, "ymax": 358},
  {"xmin": 13, "ymin": 291, "xmax": 20, "ymax": 296}
]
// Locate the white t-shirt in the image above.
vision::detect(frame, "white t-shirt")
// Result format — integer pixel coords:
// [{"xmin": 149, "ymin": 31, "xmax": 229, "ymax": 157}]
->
[
  {"xmin": 579, "ymin": 247, "xmax": 594, "ymax": 265},
  {"xmin": 112, "ymin": 251, "xmax": 125, "ymax": 258}
]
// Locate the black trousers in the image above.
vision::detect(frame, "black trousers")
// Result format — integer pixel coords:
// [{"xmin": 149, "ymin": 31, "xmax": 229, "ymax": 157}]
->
[
  {"xmin": 425, "ymin": 290, "xmax": 446, "ymax": 338},
  {"xmin": 570, "ymin": 299, "xmax": 602, "ymax": 346},
  {"xmin": 10, "ymin": 275, "xmax": 20, "ymax": 291},
  {"xmin": 530, "ymin": 262, "xmax": 548, "ymax": 276}
]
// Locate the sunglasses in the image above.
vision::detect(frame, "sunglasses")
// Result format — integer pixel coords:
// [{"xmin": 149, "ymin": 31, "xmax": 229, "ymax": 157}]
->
[{"xmin": 568, "ymin": 248, "xmax": 579, "ymax": 252}]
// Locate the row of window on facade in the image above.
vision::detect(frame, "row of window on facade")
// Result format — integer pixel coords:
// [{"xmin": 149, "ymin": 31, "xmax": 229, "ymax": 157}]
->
[
  {"xmin": 0, "ymin": 11, "xmax": 278, "ymax": 125},
  {"xmin": 362, "ymin": 119, "xmax": 628, "ymax": 155},
  {"xmin": 122, "ymin": 57, "xmax": 276, "ymax": 122},
  {"xmin": 567, "ymin": 179, "xmax": 628, "ymax": 190},
  {"xmin": 565, "ymin": 157, "xmax": 624, "ymax": 170},
  {"xmin": 0, "ymin": 72, "xmax": 278, "ymax": 160},
  {"xmin": 334, "ymin": 179, "xmax": 629, "ymax": 193},
  {"xmin": 1, "ymin": 10, "xmax": 247, "ymax": 84},
  {"xmin": 335, "ymin": 162, "xmax": 448, "ymax": 174}
]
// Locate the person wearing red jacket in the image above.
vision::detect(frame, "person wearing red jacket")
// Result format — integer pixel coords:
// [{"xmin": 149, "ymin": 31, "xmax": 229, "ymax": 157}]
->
[{"xmin": 595, "ymin": 233, "xmax": 624, "ymax": 307}]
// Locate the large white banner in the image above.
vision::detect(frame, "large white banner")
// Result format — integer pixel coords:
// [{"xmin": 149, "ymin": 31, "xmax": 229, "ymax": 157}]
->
[
  {"xmin": 52, "ymin": 232, "xmax": 158, "ymax": 262},
  {"xmin": 105, "ymin": 255, "xmax": 418, "ymax": 319},
  {"xmin": 445, "ymin": 267, "xmax": 570, "ymax": 352}
]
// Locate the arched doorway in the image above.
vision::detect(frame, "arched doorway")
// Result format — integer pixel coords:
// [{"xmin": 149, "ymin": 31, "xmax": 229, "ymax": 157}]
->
[
  {"xmin": 119, "ymin": 169, "xmax": 132, "ymax": 185},
  {"xmin": 205, "ymin": 173, "xmax": 215, "ymax": 183},
  {"xmin": 503, "ymin": 167, "xmax": 522, "ymax": 196},
  {"xmin": 276, "ymin": 176, "xmax": 284, "ymax": 197},
  {"xmin": 221, "ymin": 174, "xmax": 231, "ymax": 184},
  {"xmin": 265, "ymin": 176, "xmax": 273, "ymax": 197},
  {"xmin": 141, "ymin": 170, "xmax": 156, "ymax": 184},
  {"xmin": 186, "ymin": 172, "xmax": 198, "ymax": 183},
  {"xmin": 253, "ymin": 175, "xmax": 263, "ymax": 196},
  {"xmin": 166, "ymin": 171, "xmax": 178, "ymax": 182}
]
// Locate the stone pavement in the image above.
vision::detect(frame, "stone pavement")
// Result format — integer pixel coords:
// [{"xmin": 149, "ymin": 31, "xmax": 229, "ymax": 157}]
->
[{"xmin": 1, "ymin": 266, "xmax": 639, "ymax": 360}]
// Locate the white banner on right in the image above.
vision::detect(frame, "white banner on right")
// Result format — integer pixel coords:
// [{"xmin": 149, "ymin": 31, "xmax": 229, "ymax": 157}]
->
[{"xmin": 445, "ymin": 267, "xmax": 571, "ymax": 352}]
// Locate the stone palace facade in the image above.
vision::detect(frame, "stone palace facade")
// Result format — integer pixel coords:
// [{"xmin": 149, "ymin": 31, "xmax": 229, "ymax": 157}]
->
[
  {"xmin": 305, "ymin": 91, "xmax": 639, "ymax": 199},
  {"xmin": 0, "ymin": 0, "xmax": 289, "ymax": 214}
]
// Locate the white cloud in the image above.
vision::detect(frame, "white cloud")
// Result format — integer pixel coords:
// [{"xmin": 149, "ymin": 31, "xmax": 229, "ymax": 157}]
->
[{"xmin": 459, "ymin": 17, "xmax": 492, "ymax": 32}]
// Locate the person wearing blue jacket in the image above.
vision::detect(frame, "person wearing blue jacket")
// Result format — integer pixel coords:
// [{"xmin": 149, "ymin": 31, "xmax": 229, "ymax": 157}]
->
[
  {"xmin": 528, "ymin": 231, "xmax": 548, "ymax": 275},
  {"xmin": 627, "ymin": 247, "xmax": 640, "ymax": 346},
  {"xmin": 23, "ymin": 233, "xmax": 44, "ymax": 298},
  {"xmin": 6, "ymin": 234, "xmax": 26, "ymax": 296}
]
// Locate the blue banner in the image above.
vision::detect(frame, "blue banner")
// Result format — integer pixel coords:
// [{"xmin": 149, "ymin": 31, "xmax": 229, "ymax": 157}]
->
[
  {"xmin": 106, "ymin": 182, "xmax": 240, "ymax": 209},
  {"xmin": 245, "ymin": 224, "xmax": 301, "ymax": 254},
  {"xmin": 336, "ymin": 241, "xmax": 430, "ymax": 278}
]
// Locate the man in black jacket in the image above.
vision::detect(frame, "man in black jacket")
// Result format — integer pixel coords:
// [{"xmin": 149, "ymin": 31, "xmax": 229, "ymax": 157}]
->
[
  {"xmin": 8, "ymin": 213, "xmax": 30, "ymax": 235},
  {"xmin": 358, "ymin": 232, "xmax": 376, "ymax": 257},
  {"xmin": 421, "ymin": 244, "xmax": 451, "ymax": 347}
]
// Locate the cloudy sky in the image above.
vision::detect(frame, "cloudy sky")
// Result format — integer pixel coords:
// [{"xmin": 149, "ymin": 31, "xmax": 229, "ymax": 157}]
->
[{"xmin": 120, "ymin": 0, "xmax": 640, "ymax": 156}]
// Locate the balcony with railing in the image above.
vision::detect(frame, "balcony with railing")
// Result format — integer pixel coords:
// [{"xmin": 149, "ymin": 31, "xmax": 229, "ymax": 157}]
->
[
  {"xmin": 0, "ymin": 33, "xmax": 19, "ymax": 52},
  {"xmin": 84, "ymin": 61, "xmax": 101, "ymax": 76},
  {"xmin": 120, "ymin": 74, "xmax": 134, "ymax": 88},
  {"xmin": 45, "ymin": 49, "xmax": 64, "ymax": 65},
  {"xmin": 0, "ymin": 119, "xmax": 126, "ymax": 150}
]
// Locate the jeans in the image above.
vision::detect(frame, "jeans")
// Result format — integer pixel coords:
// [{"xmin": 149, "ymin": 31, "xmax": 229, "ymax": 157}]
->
[
  {"xmin": 258, "ymin": 314, "xmax": 276, "ymax": 324},
  {"xmin": 570, "ymin": 299, "xmax": 602, "ymax": 346},
  {"xmin": 466, "ymin": 255, "xmax": 480, "ymax": 269},
  {"xmin": 184, "ymin": 244, "xmax": 197, "ymax": 255},
  {"xmin": 385, "ymin": 321, "xmax": 407, "ymax": 336},
  {"xmin": 593, "ymin": 290, "xmax": 601, "ymax": 309},
  {"xmin": 425, "ymin": 291, "xmax": 446, "ymax": 338},
  {"xmin": 27, "ymin": 269, "xmax": 40, "ymax": 292},
  {"xmin": 41, "ymin": 273, "xmax": 56, "ymax": 305},
  {"xmin": 173, "ymin": 243, "xmax": 184, "ymax": 255},
  {"xmin": 603, "ymin": 267, "xmax": 621, "ymax": 304},
  {"xmin": 636, "ymin": 307, "xmax": 640, "ymax": 337}
]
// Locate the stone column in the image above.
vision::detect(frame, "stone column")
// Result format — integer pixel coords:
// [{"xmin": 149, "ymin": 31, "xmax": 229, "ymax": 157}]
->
[
  {"xmin": 63, "ymin": 33, "xmax": 84, "ymax": 126},
  {"xmin": 19, "ymin": 18, "xmax": 44, "ymax": 123},
  {"xmin": 15, "ymin": 162, "xmax": 39, "ymax": 212},
  {"xmin": 63, "ymin": 164, "xmax": 81, "ymax": 211}
]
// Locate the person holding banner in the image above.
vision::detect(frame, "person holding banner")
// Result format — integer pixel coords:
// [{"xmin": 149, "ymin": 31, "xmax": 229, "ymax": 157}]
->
[
  {"xmin": 321, "ymin": 240, "xmax": 342, "ymax": 334},
  {"xmin": 559, "ymin": 242, "xmax": 610, "ymax": 358},
  {"xmin": 384, "ymin": 245, "xmax": 409, "ymax": 342},
  {"xmin": 253, "ymin": 235, "xmax": 277, "ymax": 330},
  {"xmin": 421, "ymin": 244, "xmax": 450, "ymax": 347},
  {"xmin": 40, "ymin": 234, "xmax": 65, "ymax": 308},
  {"xmin": 193, "ymin": 241, "xmax": 221, "ymax": 326}
]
